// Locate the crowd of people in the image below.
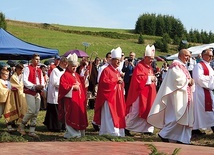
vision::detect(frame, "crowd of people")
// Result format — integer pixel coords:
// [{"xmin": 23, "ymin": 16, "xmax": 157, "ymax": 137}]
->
[{"xmin": 0, "ymin": 45, "xmax": 214, "ymax": 144}]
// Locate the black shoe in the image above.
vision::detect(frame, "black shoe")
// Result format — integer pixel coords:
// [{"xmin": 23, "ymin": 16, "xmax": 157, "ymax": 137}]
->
[
  {"xmin": 176, "ymin": 141, "xmax": 190, "ymax": 145},
  {"xmin": 192, "ymin": 129, "xmax": 206, "ymax": 136},
  {"xmin": 142, "ymin": 132, "xmax": 154, "ymax": 136},
  {"xmin": 49, "ymin": 129, "xmax": 61, "ymax": 132},
  {"xmin": 92, "ymin": 122, "xmax": 100, "ymax": 131},
  {"xmin": 158, "ymin": 134, "xmax": 169, "ymax": 142},
  {"xmin": 211, "ymin": 126, "xmax": 214, "ymax": 133},
  {"xmin": 8, "ymin": 121, "xmax": 17, "ymax": 128},
  {"xmin": 176, "ymin": 141, "xmax": 184, "ymax": 144},
  {"xmin": 125, "ymin": 129, "xmax": 132, "ymax": 136},
  {"xmin": 11, "ymin": 123, "xmax": 18, "ymax": 128}
]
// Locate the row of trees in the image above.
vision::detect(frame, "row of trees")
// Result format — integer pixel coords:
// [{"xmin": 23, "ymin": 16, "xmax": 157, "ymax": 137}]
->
[
  {"xmin": 135, "ymin": 13, "xmax": 214, "ymax": 52},
  {"xmin": 135, "ymin": 13, "xmax": 185, "ymax": 40},
  {"xmin": 187, "ymin": 29, "xmax": 214, "ymax": 44}
]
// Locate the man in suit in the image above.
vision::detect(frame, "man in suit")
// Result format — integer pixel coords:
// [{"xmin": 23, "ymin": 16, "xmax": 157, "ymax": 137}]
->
[{"xmin": 122, "ymin": 52, "xmax": 138, "ymax": 100}]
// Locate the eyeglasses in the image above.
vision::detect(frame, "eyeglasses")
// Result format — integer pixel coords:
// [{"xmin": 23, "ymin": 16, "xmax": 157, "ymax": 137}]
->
[
  {"xmin": 205, "ymin": 54, "xmax": 213, "ymax": 58},
  {"xmin": 121, "ymin": 55, "xmax": 124, "ymax": 56}
]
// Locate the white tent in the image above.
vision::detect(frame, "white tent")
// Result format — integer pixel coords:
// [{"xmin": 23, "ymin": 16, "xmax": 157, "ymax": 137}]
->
[{"xmin": 166, "ymin": 43, "xmax": 214, "ymax": 60}]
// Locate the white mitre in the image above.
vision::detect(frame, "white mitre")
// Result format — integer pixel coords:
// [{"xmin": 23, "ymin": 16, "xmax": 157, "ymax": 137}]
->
[
  {"xmin": 111, "ymin": 47, "xmax": 122, "ymax": 59},
  {"xmin": 67, "ymin": 53, "xmax": 79, "ymax": 66},
  {"xmin": 145, "ymin": 45, "xmax": 155, "ymax": 57}
]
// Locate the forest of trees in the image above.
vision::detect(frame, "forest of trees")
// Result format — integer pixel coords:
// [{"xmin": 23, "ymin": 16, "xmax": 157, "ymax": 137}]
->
[
  {"xmin": 135, "ymin": 13, "xmax": 214, "ymax": 44},
  {"xmin": 135, "ymin": 13, "xmax": 214, "ymax": 52}
]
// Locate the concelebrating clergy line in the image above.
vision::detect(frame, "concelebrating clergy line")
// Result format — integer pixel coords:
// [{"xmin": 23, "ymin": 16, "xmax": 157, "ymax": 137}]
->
[{"xmin": 0, "ymin": 44, "xmax": 214, "ymax": 144}]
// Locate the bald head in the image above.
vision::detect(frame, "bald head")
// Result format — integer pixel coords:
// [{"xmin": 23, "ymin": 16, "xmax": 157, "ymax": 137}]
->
[{"xmin": 178, "ymin": 49, "xmax": 191, "ymax": 64}]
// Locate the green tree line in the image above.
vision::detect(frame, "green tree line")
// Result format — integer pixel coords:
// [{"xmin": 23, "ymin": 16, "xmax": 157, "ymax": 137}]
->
[
  {"xmin": 135, "ymin": 13, "xmax": 214, "ymax": 52},
  {"xmin": 135, "ymin": 13, "xmax": 214, "ymax": 44}
]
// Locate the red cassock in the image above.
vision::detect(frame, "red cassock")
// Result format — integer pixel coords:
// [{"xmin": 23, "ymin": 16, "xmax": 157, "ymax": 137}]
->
[
  {"xmin": 126, "ymin": 60, "xmax": 156, "ymax": 119},
  {"xmin": 93, "ymin": 65, "xmax": 126, "ymax": 128},
  {"xmin": 58, "ymin": 69, "xmax": 88, "ymax": 130}
]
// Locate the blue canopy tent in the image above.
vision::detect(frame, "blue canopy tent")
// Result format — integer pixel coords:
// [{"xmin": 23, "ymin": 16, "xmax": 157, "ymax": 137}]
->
[{"xmin": 0, "ymin": 28, "xmax": 59, "ymax": 60}]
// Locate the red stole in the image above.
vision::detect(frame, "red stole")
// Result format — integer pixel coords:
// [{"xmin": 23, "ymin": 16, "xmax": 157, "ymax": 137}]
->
[
  {"xmin": 169, "ymin": 61, "xmax": 192, "ymax": 104},
  {"xmin": 200, "ymin": 61, "xmax": 213, "ymax": 111}
]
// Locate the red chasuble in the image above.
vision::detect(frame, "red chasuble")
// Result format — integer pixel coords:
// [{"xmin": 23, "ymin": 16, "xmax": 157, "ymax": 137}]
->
[
  {"xmin": 93, "ymin": 65, "xmax": 126, "ymax": 128},
  {"xmin": 199, "ymin": 61, "xmax": 213, "ymax": 111},
  {"xmin": 126, "ymin": 60, "xmax": 156, "ymax": 119},
  {"xmin": 58, "ymin": 69, "xmax": 88, "ymax": 130}
]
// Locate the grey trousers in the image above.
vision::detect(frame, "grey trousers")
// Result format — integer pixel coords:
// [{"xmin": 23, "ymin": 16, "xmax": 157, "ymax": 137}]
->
[{"xmin": 22, "ymin": 93, "xmax": 41, "ymax": 127}]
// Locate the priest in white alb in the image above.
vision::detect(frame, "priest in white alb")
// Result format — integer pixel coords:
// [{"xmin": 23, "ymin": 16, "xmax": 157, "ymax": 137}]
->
[
  {"xmin": 192, "ymin": 48, "xmax": 214, "ymax": 135},
  {"xmin": 148, "ymin": 49, "xmax": 195, "ymax": 144}
]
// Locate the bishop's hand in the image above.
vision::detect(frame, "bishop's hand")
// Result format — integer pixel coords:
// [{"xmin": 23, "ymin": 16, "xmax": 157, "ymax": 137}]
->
[
  {"xmin": 118, "ymin": 77, "xmax": 123, "ymax": 84},
  {"xmin": 73, "ymin": 82, "xmax": 80, "ymax": 90},
  {"xmin": 150, "ymin": 76, "xmax": 157, "ymax": 83},
  {"xmin": 188, "ymin": 78, "xmax": 194, "ymax": 86}
]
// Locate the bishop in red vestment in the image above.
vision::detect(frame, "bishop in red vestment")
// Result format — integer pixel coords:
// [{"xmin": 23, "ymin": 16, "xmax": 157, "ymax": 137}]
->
[
  {"xmin": 93, "ymin": 47, "xmax": 126, "ymax": 137},
  {"xmin": 58, "ymin": 53, "xmax": 88, "ymax": 138},
  {"xmin": 125, "ymin": 45, "xmax": 157, "ymax": 135}
]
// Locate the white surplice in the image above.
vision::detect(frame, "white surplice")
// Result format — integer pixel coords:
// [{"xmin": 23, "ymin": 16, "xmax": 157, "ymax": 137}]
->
[
  {"xmin": 99, "ymin": 101, "xmax": 125, "ymax": 137},
  {"xmin": 125, "ymin": 97, "xmax": 154, "ymax": 133},
  {"xmin": 192, "ymin": 60, "xmax": 214, "ymax": 130},
  {"xmin": 47, "ymin": 67, "xmax": 65, "ymax": 104}
]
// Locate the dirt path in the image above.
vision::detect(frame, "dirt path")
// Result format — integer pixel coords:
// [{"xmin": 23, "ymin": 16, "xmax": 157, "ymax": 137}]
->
[{"xmin": 1, "ymin": 141, "xmax": 214, "ymax": 155}]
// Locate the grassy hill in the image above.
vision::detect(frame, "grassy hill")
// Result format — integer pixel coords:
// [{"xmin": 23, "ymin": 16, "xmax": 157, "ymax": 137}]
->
[{"xmin": 6, "ymin": 20, "xmax": 177, "ymax": 60}]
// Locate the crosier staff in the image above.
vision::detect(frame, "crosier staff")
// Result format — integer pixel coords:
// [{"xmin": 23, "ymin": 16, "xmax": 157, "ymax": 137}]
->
[{"xmin": 88, "ymin": 51, "xmax": 98, "ymax": 80}]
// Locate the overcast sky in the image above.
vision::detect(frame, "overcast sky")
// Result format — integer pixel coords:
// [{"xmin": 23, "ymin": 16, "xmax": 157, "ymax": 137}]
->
[{"xmin": 1, "ymin": 0, "xmax": 214, "ymax": 32}]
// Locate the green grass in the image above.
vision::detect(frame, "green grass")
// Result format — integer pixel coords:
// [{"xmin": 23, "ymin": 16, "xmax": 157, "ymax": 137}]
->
[
  {"xmin": 0, "ymin": 109, "xmax": 147, "ymax": 142},
  {"xmin": 5, "ymin": 20, "xmax": 173, "ymax": 61},
  {"xmin": 0, "ymin": 108, "xmax": 214, "ymax": 147}
]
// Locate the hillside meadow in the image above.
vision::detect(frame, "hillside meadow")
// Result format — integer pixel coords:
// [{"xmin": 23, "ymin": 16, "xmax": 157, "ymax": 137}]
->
[{"xmin": 5, "ymin": 20, "xmax": 176, "ymax": 61}]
